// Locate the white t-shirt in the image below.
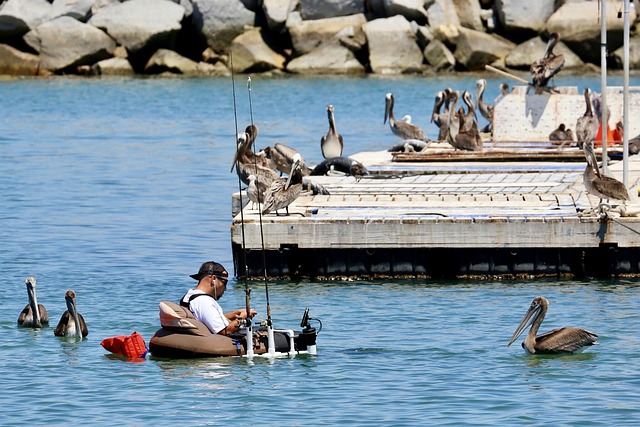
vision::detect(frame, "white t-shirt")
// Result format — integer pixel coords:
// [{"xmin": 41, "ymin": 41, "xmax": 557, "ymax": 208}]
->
[{"xmin": 181, "ymin": 289, "xmax": 229, "ymax": 334}]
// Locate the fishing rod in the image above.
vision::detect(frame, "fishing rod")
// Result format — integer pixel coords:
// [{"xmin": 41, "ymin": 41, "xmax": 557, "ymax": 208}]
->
[
  {"xmin": 230, "ymin": 51, "xmax": 255, "ymax": 358},
  {"xmin": 246, "ymin": 77, "xmax": 274, "ymax": 336}
]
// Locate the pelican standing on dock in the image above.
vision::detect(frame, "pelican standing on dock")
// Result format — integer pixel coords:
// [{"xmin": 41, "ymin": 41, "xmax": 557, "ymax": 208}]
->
[
  {"xmin": 549, "ymin": 123, "xmax": 575, "ymax": 147},
  {"xmin": 18, "ymin": 276, "xmax": 49, "ymax": 328},
  {"xmin": 582, "ymin": 142, "xmax": 630, "ymax": 206},
  {"xmin": 461, "ymin": 90, "xmax": 479, "ymax": 131},
  {"xmin": 54, "ymin": 290, "xmax": 88, "ymax": 338},
  {"xmin": 262, "ymin": 153, "xmax": 304, "ymax": 216},
  {"xmin": 261, "ymin": 144, "xmax": 311, "ymax": 176},
  {"xmin": 384, "ymin": 93, "xmax": 429, "ymax": 142},
  {"xmin": 444, "ymin": 90, "xmax": 460, "ymax": 149},
  {"xmin": 475, "ymin": 79, "xmax": 493, "ymax": 132},
  {"xmin": 576, "ymin": 88, "xmax": 599, "ymax": 148},
  {"xmin": 232, "ymin": 125, "xmax": 279, "ymax": 201},
  {"xmin": 508, "ymin": 296, "xmax": 598, "ymax": 354},
  {"xmin": 453, "ymin": 107, "xmax": 483, "ymax": 152},
  {"xmin": 530, "ymin": 32, "xmax": 565, "ymax": 92},
  {"xmin": 321, "ymin": 104, "xmax": 344, "ymax": 159}
]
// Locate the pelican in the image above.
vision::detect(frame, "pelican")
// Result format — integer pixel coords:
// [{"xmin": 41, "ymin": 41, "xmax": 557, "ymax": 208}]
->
[
  {"xmin": 629, "ymin": 133, "xmax": 640, "ymax": 155},
  {"xmin": 232, "ymin": 125, "xmax": 279, "ymax": 196},
  {"xmin": 310, "ymin": 156, "xmax": 369, "ymax": 177},
  {"xmin": 262, "ymin": 153, "xmax": 304, "ymax": 215},
  {"xmin": 444, "ymin": 90, "xmax": 460, "ymax": 149},
  {"xmin": 54, "ymin": 290, "xmax": 88, "ymax": 338},
  {"xmin": 475, "ymin": 79, "xmax": 493, "ymax": 132},
  {"xmin": 453, "ymin": 107, "xmax": 483, "ymax": 152},
  {"xmin": 18, "ymin": 276, "xmax": 49, "ymax": 328},
  {"xmin": 508, "ymin": 296, "xmax": 598, "ymax": 354},
  {"xmin": 461, "ymin": 90, "xmax": 479, "ymax": 131},
  {"xmin": 247, "ymin": 174, "xmax": 263, "ymax": 209},
  {"xmin": 261, "ymin": 144, "xmax": 311, "ymax": 176},
  {"xmin": 530, "ymin": 32, "xmax": 565, "ymax": 92},
  {"xmin": 583, "ymin": 142, "xmax": 630, "ymax": 206},
  {"xmin": 430, "ymin": 90, "xmax": 451, "ymax": 141},
  {"xmin": 576, "ymin": 88, "xmax": 600, "ymax": 149},
  {"xmin": 549, "ymin": 123, "xmax": 575, "ymax": 147},
  {"xmin": 384, "ymin": 93, "xmax": 429, "ymax": 142},
  {"xmin": 321, "ymin": 104, "xmax": 344, "ymax": 159},
  {"xmin": 388, "ymin": 139, "xmax": 429, "ymax": 153},
  {"xmin": 495, "ymin": 83, "xmax": 509, "ymax": 104}
]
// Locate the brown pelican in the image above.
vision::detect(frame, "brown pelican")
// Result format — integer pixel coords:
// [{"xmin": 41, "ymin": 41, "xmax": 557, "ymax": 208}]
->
[
  {"xmin": 583, "ymin": 142, "xmax": 630, "ymax": 205},
  {"xmin": 54, "ymin": 290, "xmax": 88, "ymax": 338},
  {"xmin": 453, "ymin": 107, "xmax": 483, "ymax": 152},
  {"xmin": 461, "ymin": 90, "xmax": 479, "ymax": 132},
  {"xmin": 262, "ymin": 153, "xmax": 304, "ymax": 216},
  {"xmin": 247, "ymin": 174, "xmax": 263, "ymax": 209},
  {"xmin": 530, "ymin": 32, "xmax": 565, "ymax": 92},
  {"xmin": 576, "ymin": 88, "xmax": 600, "ymax": 149},
  {"xmin": 430, "ymin": 90, "xmax": 452, "ymax": 141},
  {"xmin": 17, "ymin": 276, "xmax": 49, "ymax": 328},
  {"xmin": 475, "ymin": 79, "xmax": 493, "ymax": 132},
  {"xmin": 310, "ymin": 156, "xmax": 369, "ymax": 177},
  {"xmin": 549, "ymin": 123, "xmax": 575, "ymax": 147},
  {"xmin": 384, "ymin": 93, "xmax": 429, "ymax": 142},
  {"xmin": 261, "ymin": 144, "xmax": 311, "ymax": 176},
  {"xmin": 444, "ymin": 90, "xmax": 460, "ymax": 149},
  {"xmin": 232, "ymin": 125, "xmax": 279, "ymax": 196},
  {"xmin": 508, "ymin": 296, "xmax": 598, "ymax": 354},
  {"xmin": 321, "ymin": 104, "xmax": 344, "ymax": 159}
]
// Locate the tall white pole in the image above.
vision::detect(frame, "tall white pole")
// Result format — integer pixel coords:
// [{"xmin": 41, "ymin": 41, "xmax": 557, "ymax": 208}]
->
[
  {"xmin": 600, "ymin": 0, "xmax": 609, "ymax": 174},
  {"xmin": 623, "ymin": 0, "xmax": 630, "ymax": 187}
]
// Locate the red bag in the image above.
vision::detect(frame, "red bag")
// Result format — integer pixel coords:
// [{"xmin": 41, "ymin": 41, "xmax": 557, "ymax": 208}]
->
[{"xmin": 101, "ymin": 331, "xmax": 148, "ymax": 359}]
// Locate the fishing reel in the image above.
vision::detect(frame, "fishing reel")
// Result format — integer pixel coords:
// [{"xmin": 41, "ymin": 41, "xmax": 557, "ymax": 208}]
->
[{"xmin": 300, "ymin": 308, "xmax": 322, "ymax": 334}]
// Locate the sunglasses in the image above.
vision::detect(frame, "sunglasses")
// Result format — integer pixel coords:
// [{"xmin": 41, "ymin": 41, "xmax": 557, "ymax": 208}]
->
[{"xmin": 213, "ymin": 274, "xmax": 228, "ymax": 285}]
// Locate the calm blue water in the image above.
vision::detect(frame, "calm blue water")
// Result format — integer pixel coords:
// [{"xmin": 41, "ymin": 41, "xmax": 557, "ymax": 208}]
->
[{"xmin": 2, "ymin": 74, "xmax": 640, "ymax": 426}]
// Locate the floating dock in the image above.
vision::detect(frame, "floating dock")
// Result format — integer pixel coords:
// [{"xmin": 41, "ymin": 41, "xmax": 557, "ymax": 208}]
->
[{"xmin": 230, "ymin": 87, "xmax": 640, "ymax": 280}]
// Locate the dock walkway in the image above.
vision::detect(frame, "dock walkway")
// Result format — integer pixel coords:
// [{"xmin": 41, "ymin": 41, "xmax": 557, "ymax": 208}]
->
[{"xmin": 231, "ymin": 148, "xmax": 640, "ymax": 280}]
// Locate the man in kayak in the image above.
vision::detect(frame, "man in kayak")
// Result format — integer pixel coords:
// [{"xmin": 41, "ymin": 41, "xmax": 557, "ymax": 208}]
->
[{"xmin": 180, "ymin": 261, "xmax": 256, "ymax": 335}]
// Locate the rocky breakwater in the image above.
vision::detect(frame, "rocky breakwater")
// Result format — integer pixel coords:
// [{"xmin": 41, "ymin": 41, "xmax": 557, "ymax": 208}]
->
[{"xmin": 0, "ymin": 0, "xmax": 638, "ymax": 78}]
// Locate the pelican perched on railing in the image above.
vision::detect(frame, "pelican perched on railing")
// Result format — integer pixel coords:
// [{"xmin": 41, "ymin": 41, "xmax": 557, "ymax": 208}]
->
[
  {"xmin": 18, "ymin": 276, "xmax": 49, "ymax": 328},
  {"xmin": 54, "ymin": 290, "xmax": 88, "ymax": 339},
  {"xmin": 475, "ymin": 79, "xmax": 493, "ymax": 132},
  {"xmin": 508, "ymin": 296, "xmax": 598, "ymax": 354},
  {"xmin": 576, "ymin": 88, "xmax": 599, "ymax": 149},
  {"xmin": 530, "ymin": 32, "xmax": 565, "ymax": 92},
  {"xmin": 384, "ymin": 93, "xmax": 429, "ymax": 142},
  {"xmin": 262, "ymin": 153, "xmax": 304, "ymax": 216},
  {"xmin": 583, "ymin": 142, "xmax": 630, "ymax": 208},
  {"xmin": 321, "ymin": 104, "xmax": 343, "ymax": 159}
]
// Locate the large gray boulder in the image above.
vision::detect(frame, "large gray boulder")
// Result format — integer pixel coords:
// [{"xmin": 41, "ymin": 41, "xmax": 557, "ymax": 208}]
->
[
  {"xmin": 287, "ymin": 42, "xmax": 365, "ymax": 74},
  {"xmin": 50, "ymin": 0, "xmax": 95, "ymax": 22},
  {"xmin": 424, "ymin": 39, "xmax": 455, "ymax": 70},
  {"xmin": 545, "ymin": 1, "xmax": 636, "ymax": 63},
  {"xmin": 229, "ymin": 27, "xmax": 286, "ymax": 73},
  {"xmin": 381, "ymin": 0, "xmax": 429, "ymax": 24},
  {"xmin": 192, "ymin": 0, "xmax": 255, "ymax": 52},
  {"xmin": 144, "ymin": 48, "xmax": 199, "ymax": 74},
  {"xmin": 288, "ymin": 13, "xmax": 367, "ymax": 56},
  {"xmin": 426, "ymin": 0, "xmax": 461, "ymax": 45},
  {"xmin": 89, "ymin": 0, "xmax": 185, "ymax": 52},
  {"xmin": 0, "ymin": 42, "xmax": 41, "ymax": 75},
  {"xmin": 363, "ymin": 15, "xmax": 425, "ymax": 74},
  {"xmin": 263, "ymin": 0, "xmax": 297, "ymax": 31},
  {"xmin": 505, "ymin": 36, "xmax": 584, "ymax": 70},
  {"xmin": 610, "ymin": 34, "xmax": 640, "ymax": 69},
  {"xmin": 452, "ymin": 0, "xmax": 483, "ymax": 31},
  {"xmin": 0, "ymin": 0, "xmax": 52, "ymax": 40},
  {"xmin": 24, "ymin": 16, "xmax": 115, "ymax": 71},
  {"xmin": 91, "ymin": 57, "xmax": 136, "ymax": 76},
  {"xmin": 453, "ymin": 26, "xmax": 515, "ymax": 70},
  {"xmin": 300, "ymin": 0, "xmax": 365, "ymax": 20},
  {"xmin": 495, "ymin": 0, "xmax": 555, "ymax": 38}
]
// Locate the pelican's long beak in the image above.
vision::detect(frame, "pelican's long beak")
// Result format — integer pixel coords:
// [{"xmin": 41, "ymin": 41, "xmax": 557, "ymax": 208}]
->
[
  {"xmin": 384, "ymin": 98, "xmax": 390, "ymax": 124},
  {"xmin": 66, "ymin": 292, "xmax": 82, "ymax": 339},
  {"xmin": 285, "ymin": 159, "xmax": 300, "ymax": 190},
  {"xmin": 507, "ymin": 304, "xmax": 541, "ymax": 347},
  {"xmin": 27, "ymin": 281, "xmax": 41, "ymax": 325}
]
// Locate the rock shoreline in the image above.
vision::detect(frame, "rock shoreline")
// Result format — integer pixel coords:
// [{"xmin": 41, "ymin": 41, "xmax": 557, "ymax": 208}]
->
[{"xmin": 0, "ymin": 0, "xmax": 638, "ymax": 78}]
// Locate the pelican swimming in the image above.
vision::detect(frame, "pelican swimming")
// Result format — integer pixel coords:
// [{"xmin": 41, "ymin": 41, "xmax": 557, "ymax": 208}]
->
[
  {"xmin": 310, "ymin": 156, "xmax": 369, "ymax": 177},
  {"xmin": 576, "ymin": 88, "xmax": 600, "ymax": 149},
  {"xmin": 384, "ymin": 93, "xmax": 429, "ymax": 142},
  {"xmin": 475, "ymin": 79, "xmax": 493, "ymax": 132},
  {"xmin": 262, "ymin": 153, "xmax": 304, "ymax": 215},
  {"xmin": 54, "ymin": 290, "xmax": 88, "ymax": 338},
  {"xmin": 508, "ymin": 296, "xmax": 598, "ymax": 354},
  {"xmin": 321, "ymin": 104, "xmax": 344, "ymax": 159},
  {"xmin": 18, "ymin": 276, "xmax": 49, "ymax": 328},
  {"xmin": 530, "ymin": 32, "xmax": 565, "ymax": 92},
  {"xmin": 583, "ymin": 142, "xmax": 630, "ymax": 207}
]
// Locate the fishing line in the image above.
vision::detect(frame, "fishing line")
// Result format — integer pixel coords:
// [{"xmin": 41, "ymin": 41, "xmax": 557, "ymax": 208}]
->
[
  {"xmin": 229, "ymin": 51, "xmax": 252, "ymax": 318},
  {"xmin": 246, "ymin": 76, "xmax": 273, "ymax": 325}
]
